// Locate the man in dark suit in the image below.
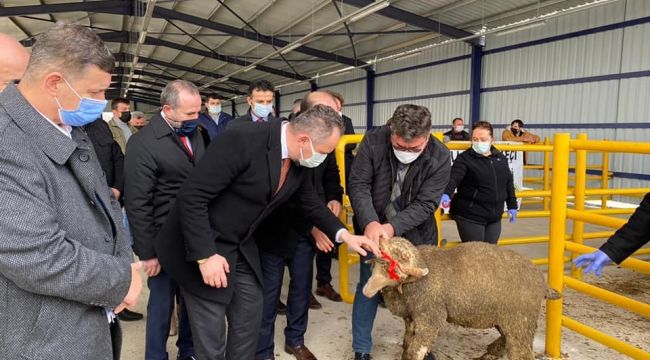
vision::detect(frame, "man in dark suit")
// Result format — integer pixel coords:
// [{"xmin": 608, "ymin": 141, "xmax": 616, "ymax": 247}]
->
[
  {"xmin": 255, "ymin": 91, "xmax": 344, "ymax": 360},
  {"xmin": 155, "ymin": 105, "xmax": 378, "ymax": 360},
  {"xmin": 125, "ymin": 80, "xmax": 203, "ymax": 360},
  {"xmin": 198, "ymin": 93, "xmax": 233, "ymax": 140},
  {"xmin": 231, "ymin": 79, "xmax": 279, "ymax": 125},
  {"xmin": 85, "ymin": 118, "xmax": 125, "ymax": 203}
]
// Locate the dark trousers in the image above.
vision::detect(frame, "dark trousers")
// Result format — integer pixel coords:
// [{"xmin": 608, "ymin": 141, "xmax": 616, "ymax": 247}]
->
[
  {"xmin": 315, "ymin": 242, "xmax": 338, "ymax": 287},
  {"xmin": 182, "ymin": 260, "xmax": 263, "ymax": 360},
  {"xmin": 454, "ymin": 215, "xmax": 502, "ymax": 244},
  {"xmin": 146, "ymin": 270, "xmax": 194, "ymax": 360},
  {"xmin": 256, "ymin": 235, "xmax": 315, "ymax": 359}
]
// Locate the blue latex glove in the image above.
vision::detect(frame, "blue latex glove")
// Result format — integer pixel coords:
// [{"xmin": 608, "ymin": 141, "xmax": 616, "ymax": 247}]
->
[
  {"xmin": 440, "ymin": 194, "xmax": 451, "ymax": 208},
  {"xmin": 573, "ymin": 250, "xmax": 613, "ymax": 277},
  {"xmin": 508, "ymin": 209, "xmax": 518, "ymax": 223}
]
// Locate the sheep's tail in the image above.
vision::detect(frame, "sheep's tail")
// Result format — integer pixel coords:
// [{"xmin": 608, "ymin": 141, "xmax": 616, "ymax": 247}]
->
[{"xmin": 546, "ymin": 288, "xmax": 562, "ymax": 300}]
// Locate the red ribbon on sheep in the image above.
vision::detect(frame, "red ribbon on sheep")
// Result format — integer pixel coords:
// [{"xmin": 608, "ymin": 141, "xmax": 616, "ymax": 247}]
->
[{"xmin": 380, "ymin": 250, "xmax": 403, "ymax": 281}]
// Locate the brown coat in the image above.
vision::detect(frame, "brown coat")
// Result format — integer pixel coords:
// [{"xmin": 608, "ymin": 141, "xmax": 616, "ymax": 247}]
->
[{"xmin": 501, "ymin": 128, "xmax": 541, "ymax": 144}]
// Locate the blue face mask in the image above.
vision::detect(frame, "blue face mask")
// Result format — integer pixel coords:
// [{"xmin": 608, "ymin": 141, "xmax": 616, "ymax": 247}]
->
[
  {"xmin": 208, "ymin": 105, "xmax": 221, "ymax": 114},
  {"xmin": 55, "ymin": 78, "xmax": 107, "ymax": 127},
  {"xmin": 472, "ymin": 141, "xmax": 492, "ymax": 155},
  {"xmin": 253, "ymin": 102, "xmax": 273, "ymax": 119},
  {"xmin": 174, "ymin": 119, "xmax": 200, "ymax": 137}
]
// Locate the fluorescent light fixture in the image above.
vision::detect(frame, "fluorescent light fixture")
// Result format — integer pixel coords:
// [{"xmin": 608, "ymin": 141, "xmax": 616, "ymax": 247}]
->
[
  {"xmin": 349, "ymin": 0, "xmax": 390, "ymax": 23},
  {"xmin": 220, "ymin": 77, "xmax": 230, "ymax": 83},
  {"xmin": 280, "ymin": 42, "xmax": 303, "ymax": 55},
  {"xmin": 243, "ymin": 65, "xmax": 256, "ymax": 73},
  {"xmin": 495, "ymin": 20, "xmax": 547, "ymax": 36},
  {"xmin": 394, "ymin": 51, "xmax": 422, "ymax": 61}
]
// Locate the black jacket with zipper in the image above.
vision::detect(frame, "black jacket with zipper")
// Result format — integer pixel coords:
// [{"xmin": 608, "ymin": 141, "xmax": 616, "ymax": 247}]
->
[
  {"xmin": 444, "ymin": 146, "xmax": 517, "ymax": 224},
  {"xmin": 349, "ymin": 125, "xmax": 451, "ymax": 246}
]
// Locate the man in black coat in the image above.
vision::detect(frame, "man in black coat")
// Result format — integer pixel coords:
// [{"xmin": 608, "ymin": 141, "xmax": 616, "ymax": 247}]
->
[
  {"xmin": 255, "ymin": 91, "xmax": 344, "ymax": 360},
  {"xmin": 348, "ymin": 104, "xmax": 451, "ymax": 360},
  {"xmin": 231, "ymin": 79, "xmax": 280, "ymax": 125},
  {"xmin": 124, "ymin": 80, "xmax": 204, "ymax": 360},
  {"xmin": 574, "ymin": 192, "xmax": 650, "ymax": 275},
  {"xmin": 154, "ymin": 105, "xmax": 378, "ymax": 360},
  {"xmin": 84, "ymin": 118, "xmax": 125, "ymax": 202}
]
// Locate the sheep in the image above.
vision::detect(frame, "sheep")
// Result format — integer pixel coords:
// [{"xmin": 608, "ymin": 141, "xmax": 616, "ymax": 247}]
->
[{"xmin": 363, "ymin": 237, "xmax": 559, "ymax": 360}]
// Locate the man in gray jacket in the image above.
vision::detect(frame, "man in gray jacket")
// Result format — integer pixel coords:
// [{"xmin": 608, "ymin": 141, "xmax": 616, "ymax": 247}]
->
[
  {"xmin": 0, "ymin": 23, "xmax": 142, "ymax": 360},
  {"xmin": 348, "ymin": 104, "xmax": 451, "ymax": 360}
]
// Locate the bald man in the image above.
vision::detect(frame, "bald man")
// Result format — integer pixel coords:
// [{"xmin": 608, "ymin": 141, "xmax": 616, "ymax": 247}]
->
[{"xmin": 0, "ymin": 33, "xmax": 30, "ymax": 92}]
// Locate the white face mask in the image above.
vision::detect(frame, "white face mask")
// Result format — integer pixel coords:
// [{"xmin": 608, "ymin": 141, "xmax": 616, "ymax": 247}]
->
[
  {"xmin": 393, "ymin": 148, "xmax": 422, "ymax": 164},
  {"xmin": 472, "ymin": 141, "xmax": 491, "ymax": 154},
  {"xmin": 208, "ymin": 105, "xmax": 221, "ymax": 114},
  {"xmin": 454, "ymin": 125, "xmax": 464, "ymax": 132},
  {"xmin": 298, "ymin": 138, "xmax": 328, "ymax": 168}
]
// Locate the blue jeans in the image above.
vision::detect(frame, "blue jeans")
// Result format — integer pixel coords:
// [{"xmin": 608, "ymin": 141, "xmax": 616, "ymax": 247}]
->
[
  {"xmin": 352, "ymin": 254, "xmax": 379, "ymax": 354},
  {"xmin": 256, "ymin": 235, "xmax": 315, "ymax": 359},
  {"xmin": 145, "ymin": 270, "xmax": 194, "ymax": 360}
]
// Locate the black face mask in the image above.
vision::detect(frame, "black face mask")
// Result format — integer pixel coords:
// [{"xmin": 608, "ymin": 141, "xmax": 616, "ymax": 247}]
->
[
  {"xmin": 120, "ymin": 111, "xmax": 132, "ymax": 123},
  {"xmin": 511, "ymin": 128, "xmax": 521, "ymax": 136}
]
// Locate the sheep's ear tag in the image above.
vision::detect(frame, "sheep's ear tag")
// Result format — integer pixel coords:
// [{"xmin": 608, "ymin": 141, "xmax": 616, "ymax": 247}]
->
[{"xmin": 397, "ymin": 283, "xmax": 404, "ymax": 294}]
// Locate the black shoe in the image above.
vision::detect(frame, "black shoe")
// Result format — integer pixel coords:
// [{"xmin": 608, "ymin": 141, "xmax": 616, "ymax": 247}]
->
[
  {"xmin": 278, "ymin": 300, "xmax": 287, "ymax": 315},
  {"xmin": 177, "ymin": 357, "xmax": 197, "ymax": 360},
  {"xmin": 354, "ymin": 353, "xmax": 371, "ymax": 360},
  {"xmin": 423, "ymin": 352, "xmax": 436, "ymax": 360},
  {"xmin": 117, "ymin": 309, "xmax": 143, "ymax": 321}
]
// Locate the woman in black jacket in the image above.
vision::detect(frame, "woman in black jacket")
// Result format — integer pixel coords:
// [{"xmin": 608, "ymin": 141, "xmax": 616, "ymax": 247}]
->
[{"xmin": 441, "ymin": 121, "xmax": 518, "ymax": 244}]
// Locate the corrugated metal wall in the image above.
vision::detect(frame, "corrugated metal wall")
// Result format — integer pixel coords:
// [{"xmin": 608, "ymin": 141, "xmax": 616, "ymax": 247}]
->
[{"xmin": 319, "ymin": 68, "xmax": 367, "ymax": 131}]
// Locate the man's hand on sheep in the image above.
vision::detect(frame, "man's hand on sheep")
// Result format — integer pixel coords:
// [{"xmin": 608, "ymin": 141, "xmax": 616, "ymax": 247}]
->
[
  {"xmin": 312, "ymin": 227, "xmax": 335, "ymax": 252},
  {"xmin": 339, "ymin": 230, "xmax": 380, "ymax": 256},
  {"xmin": 327, "ymin": 200, "xmax": 342, "ymax": 216},
  {"xmin": 364, "ymin": 221, "xmax": 390, "ymax": 243},
  {"xmin": 573, "ymin": 250, "xmax": 613, "ymax": 277},
  {"xmin": 382, "ymin": 223, "xmax": 395, "ymax": 238},
  {"xmin": 198, "ymin": 253, "xmax": 231, "ymax": 288}
]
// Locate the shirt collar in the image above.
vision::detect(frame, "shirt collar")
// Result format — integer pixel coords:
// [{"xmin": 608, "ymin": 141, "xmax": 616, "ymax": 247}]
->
[
  {"xmin": 36, "ymin": 109, "xmax": 72, "ymax": 138},
  {"xmin": 280, "ymin": 121, "xmax": 289, "ymax": 160}
]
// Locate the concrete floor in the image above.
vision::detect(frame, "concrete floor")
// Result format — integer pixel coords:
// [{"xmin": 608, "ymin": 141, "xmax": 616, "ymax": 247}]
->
[{"xmin": 121, "ymin": 209, "xmax": 649, "ymax": 360}]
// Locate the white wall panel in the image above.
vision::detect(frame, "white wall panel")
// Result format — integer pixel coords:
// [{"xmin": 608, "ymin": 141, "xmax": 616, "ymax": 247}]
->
[
  {"xmin": 374, "ymin": 95, "xmax": 469, "ymax": 128},
  {"xmin": 620, "ymin": 23, "xmax": 650, "ymax": 72},
  {"xmin": 625, "ymin": 0, "xmax": 650, "ymax": 20},
  {"xmin": 235, "ymin": 102, "xmax": 249, "ymax": 117},
  {"xmin": 375, "ymin": 42, "xmax": 471, "ymax": 73}
]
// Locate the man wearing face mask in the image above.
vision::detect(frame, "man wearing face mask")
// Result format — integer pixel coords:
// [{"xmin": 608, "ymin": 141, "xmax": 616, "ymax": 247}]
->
[
  {"xmin": 198, "ymin": 93, "xmax": 233, "ymax": 140},
  {"xmin": 443, "ymin": 117, "xmax": 471, "ymax": 142},
  {"xmin": 154, "ymin": 105, "xmax": 379, "ymax": 360},
  {"xmin": 0, "ymin": 23, "xmax": 142, "ymax": 360},
  {"xmin": 348, "ymin": 104, "xmax": 450, "ymax": 360},
  {"xmin": 230, "ymin": 79, "xmax": 279, "ymax": 126},
  {"xmin": 107, "ymin": 98, "xmax": 138, "ymax": 154},
  {"xmin": 124, "ymin": 80, "xmax": 203, "ymax": 360}
]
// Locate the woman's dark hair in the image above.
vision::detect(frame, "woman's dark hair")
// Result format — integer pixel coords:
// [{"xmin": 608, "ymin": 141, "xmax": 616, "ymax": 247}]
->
[
  {"xmin": 511, "ymin": 119, "xmax": 524, "ymax": 127},
  {"xmin": 472, "ymin": 120, "xmax": 494, "ymax": 137}
]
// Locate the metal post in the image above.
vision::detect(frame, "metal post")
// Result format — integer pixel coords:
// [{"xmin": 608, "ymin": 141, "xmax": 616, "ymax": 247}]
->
[
  {"xmin": 310, "ymin": 80, "xmax": 318, "ymax": 92},
  {"xmin": 546, "ymin": 133, "xmax": 571, "ymax": 359},
  {"xmin": 365, "ymin": 68, "xmax": 375, "ymax": 130},
  {"xmin": 274, "ymin": 90, "xmax": 281, "ymax": 118},
  {"xmin": 543, "ymin": 137, "xmax": 552, "ymax": 211},
  {"xmin": 571, "ymin": 134, "xmax": 588, "ymax": 279},
  {"xmin": 601, "ymin": 150, "xmax": 609, "ymax": 209},
  {"xmin": 231, "ymin": 99, "xmax": 236, "ymax": 118},
  {"xmin": 469, "ymin": 45, "xmax": 483, "ymax": 124}
]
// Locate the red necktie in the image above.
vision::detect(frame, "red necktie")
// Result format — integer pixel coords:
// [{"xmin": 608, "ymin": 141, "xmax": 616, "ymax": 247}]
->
[
  {"xmin": 256, "ymin": 117, "xmax": 264, "ymax": 123},
  {"xmin": 179, "ymin": 135, "xmax": 193, "ymax": 156},
  {"xmin": 275, "ymin": 158, "xmax": 291, "ymax": 195}
]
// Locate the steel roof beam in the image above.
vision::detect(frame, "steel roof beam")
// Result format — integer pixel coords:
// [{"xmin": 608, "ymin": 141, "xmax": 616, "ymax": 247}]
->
[{"xmin": 0, "ymin": 1, "xmax": 129, "ymax": 17}]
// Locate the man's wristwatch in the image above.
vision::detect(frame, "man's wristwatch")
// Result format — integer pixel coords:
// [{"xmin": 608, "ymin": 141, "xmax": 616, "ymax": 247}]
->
[{"xmin": 197, "ymin": 258, "xmax": 208, "ymax": 265}]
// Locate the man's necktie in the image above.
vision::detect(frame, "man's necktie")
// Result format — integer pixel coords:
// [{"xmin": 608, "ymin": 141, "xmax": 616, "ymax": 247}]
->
[
  {"xmin": 256, "ymin": 117, "xmax": 264, "ymax": 123},
  {"xmin": 179, "ymin": 135, "xmax": 193, "ymax": 157},
  {"xmin": 275, "ymin": 158, "xmax": 291, "ymax": 195}
]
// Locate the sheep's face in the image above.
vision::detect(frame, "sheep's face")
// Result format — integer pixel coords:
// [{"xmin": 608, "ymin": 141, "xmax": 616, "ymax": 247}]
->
[{"xmin": 362, "ymin": 237, "xmax": 429, "ymax": 298}]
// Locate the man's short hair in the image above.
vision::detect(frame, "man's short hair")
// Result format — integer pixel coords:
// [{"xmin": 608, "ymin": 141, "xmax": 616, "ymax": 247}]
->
[
  {"xmin": 131, "ymin": 111, "xmax": 145, "ymax": 118},
  {"xmin": 292, "ymin": 104, "xmax": 344, "ymax": 144},
  {"xmin": 300, "ymin": 91, "xmax": 337, "ymax": 113},
  {"xmin": 387, "ymin": 104, "xmax": 432, "ymax": 140},
  {"xmin": 452, "ymin": 117, "xmax": 464, "ymax": 125},
  {"xmin": 111, "ymin": 97, "xmax": 130, "ymax": 111},
  {"xmin": 324, "ymin": 90, "xmax": 344, "ymax": 107},
  {"xmin": 205, "ymin": 93, "xmax": 221, "ymax": 102},
  {"xmin": 25, "ymin": 22, "xmax": 114, "ymax": 80},
  {"xmin": 161, "ymin": 80, "xmax": 200, "ymax": 108},
  {"xmin": 247, "ymin": 80, "xmax": 274, "ymax": 96}
]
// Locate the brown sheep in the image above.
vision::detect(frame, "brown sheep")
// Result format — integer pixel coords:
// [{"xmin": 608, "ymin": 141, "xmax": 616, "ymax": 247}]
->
[{"xmin": 363, "ymin": 237, "xmax": 557, "ymax": 360}]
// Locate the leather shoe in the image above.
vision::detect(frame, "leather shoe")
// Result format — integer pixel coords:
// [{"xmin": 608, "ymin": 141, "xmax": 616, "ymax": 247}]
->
[
  {"xmin": 354, "ymin": 353, "xmax": 371, "ymax": 360},
  {"xmin": 278, "ymin": 300, "xmax": 287, "ymax": 315},
  {"xmin": 309, "ymin": 294, "xmax": 322, "ymax": 309},
  {"xmin": 285, "ymin": 344, "xmax": 317, "ymax": 360},
  {"xmin": 177, "ymin": 356, "xmax": 197, "ymax": 360},
  {"xmin": 117, "ymin": 308, "xmax": 143, "ymax": 321},
  {"xmin": 315, "ymin": 283, "xmax": 343, "ymax": 302},
  {"xmin": 423, "ymin": 352, "xmax": 436, "ymax": 360}
]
